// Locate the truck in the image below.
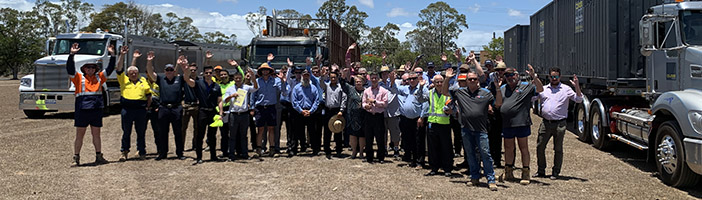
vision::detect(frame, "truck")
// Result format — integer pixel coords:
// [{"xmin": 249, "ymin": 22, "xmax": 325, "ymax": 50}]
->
[
  {"xmin": 19, "ymin": 30, "xmax": 239, "ymax": 118},
  {"xmin": 505, "ymin": 0, "xmax": 702, "ymax": 187},
  {"xmin": 240, "ymin": 10, "xmax": 360, "ymax": 71}
]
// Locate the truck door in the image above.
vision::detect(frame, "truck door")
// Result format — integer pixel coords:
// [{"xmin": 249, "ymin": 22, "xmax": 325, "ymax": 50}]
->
[{"xmin": 650, "ymin": 20, "xmax": 682, "ymax": 93}]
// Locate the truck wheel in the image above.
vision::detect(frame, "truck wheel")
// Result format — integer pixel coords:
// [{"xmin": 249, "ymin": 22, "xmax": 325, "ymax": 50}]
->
[
  {"xmin": 24, "ymin": 110, "xmax": 46, "ymax": 119},
  {"xmin": 655, "ymin": 120, "xmax": 700, "ymax": 187},
  {"xmin": 590, "ymin": 104, "xmax": 611, "ymax": 150},
  {"xmin": 574, "ymin": 103, "xmax": 590, "ymax": 143}
]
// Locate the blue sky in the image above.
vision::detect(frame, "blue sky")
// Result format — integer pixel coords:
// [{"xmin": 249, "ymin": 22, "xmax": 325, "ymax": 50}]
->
[{"xmin": 1, "ymin": 0, "xmax": 551, "ymax": 51}]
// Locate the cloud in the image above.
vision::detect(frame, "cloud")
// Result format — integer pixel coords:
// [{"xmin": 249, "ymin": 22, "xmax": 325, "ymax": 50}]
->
[
  {"xmin": 467, "ymin": 4, "xmax": 480, "ymax": 13},
  {"xmin": 387, "ymin": 7, "xmax": 411, "ymax": 18},
  {"xmin": 395, "ymin": 22, "xmax": 414, "ymax": 42},
  {"xmin": 358, "ymin": 0, "xmax": 374, "ymax": 9},
  {"xmin": 400, "ymin": 22, "xmax": 413, "ymax": 28},
  {"xmin": 507, "ymin": 9, "xmax": 524, "ymax": 17},
  {"xmin": 455, "ymin": 29, "xmax": 503, "ymax": 51},
  {"xmin": 160, "ymin": 3, "xmax": 174, "ymax": 8},
  {"xmin": 146, "ymin": 3, "xmax": 254, "ymax": 45},
  {"xmin": 0, "ymin": 0, "xmax": 34, "ymax": 11}
]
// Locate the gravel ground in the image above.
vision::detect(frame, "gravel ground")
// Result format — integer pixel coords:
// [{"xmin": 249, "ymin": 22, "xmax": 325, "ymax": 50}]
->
[{"xmin": 1, "ymin": 79, "xmax": 700, "ymax": 199}]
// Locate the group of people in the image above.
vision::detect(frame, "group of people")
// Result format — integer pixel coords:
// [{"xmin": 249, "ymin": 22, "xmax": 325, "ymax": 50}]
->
[{"xmin": 68, "ymin": 43, "xmax": 582, "ymax": 191}]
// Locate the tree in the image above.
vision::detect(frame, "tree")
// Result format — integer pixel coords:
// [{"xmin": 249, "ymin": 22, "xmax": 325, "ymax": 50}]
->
[
  {"xmin": 275, "ymin": 9, "xmax": 315, "ymax": 29},
  {"xmin": 203, "ymin": 31, "xmax": 238, "ymax": 46},
  {"xmin": 59, "ymin": 0, "xmax": 94, "ymax": 31},
  {"xmin": 246, "ymin": 6, "xmax": 267, "ymax": 38},
  {"xmin": 364, "ymin": 23, "xmax": 400, "ymax": 55},
  {"xmin": 316, "ymin": 0, "xmax": 368, "ymax": 42},
  {"xmin": 85, "ymin": 1, "xmax": 166, "ymax": 39},
  {"xmin": 0, "ymin": 8, "xmax": 44, "ymax": 79},
  {"xmin": 482, "ymin": 37, "xmax": 503, "ymax": 61},
  {"xmin": 163, "ymin": 12, "xmax": 201, "ymax": 41},
  {"xmin": 406, "ymin": 1, "xmax": 468, "ymax": 55},
  {"xmin": 32, "ymin": 0, "xmax": 64, "ymax": 38}
]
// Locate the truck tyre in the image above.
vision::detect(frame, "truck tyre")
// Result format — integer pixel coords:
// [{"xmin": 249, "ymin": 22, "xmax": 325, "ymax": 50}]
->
[
  {"xmin": 24, "ymin": 110, "xmax": 46, "ymax": 119},
  {"xmin": 574, "ymin": 103, "xmax": 590, "ymax": 143},
  {"xmin": 590, "ymin": 103, "xmax": 611, "ymax": 150},
  {"xmin": 655, "ymin": 120, "xmax": 700, "ymax": 187}
]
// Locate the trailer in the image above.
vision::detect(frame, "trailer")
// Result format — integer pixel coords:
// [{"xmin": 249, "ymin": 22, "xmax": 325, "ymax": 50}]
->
[
  {"xmin": 504, "ymin": 25, "xmax": 530, "ymax": 72},
  {"xmin": 506, "ymin": 0, "xmax": 702, "ymax": 187}
]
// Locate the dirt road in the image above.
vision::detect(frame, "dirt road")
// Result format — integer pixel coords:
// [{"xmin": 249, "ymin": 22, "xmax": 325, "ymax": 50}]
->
[{"xmin": 1, "ymin": 79, "xmax": 700, "ymax": 199}]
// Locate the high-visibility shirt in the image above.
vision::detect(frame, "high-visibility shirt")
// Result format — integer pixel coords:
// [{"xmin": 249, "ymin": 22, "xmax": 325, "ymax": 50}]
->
[
  {"xmin": 70, "ymin": 72, "xmax": 106, "ymax": 96},
  {"xmin": 219, "ymin": 81, "xmax": 235, "ymax": 107},
  {"xmin": 427, "ymin": 91, "xmax": 450, "ymax": 125},
  {"xmin": 117, "ymin": 72, "xmax": 151, "ymax": 101}
]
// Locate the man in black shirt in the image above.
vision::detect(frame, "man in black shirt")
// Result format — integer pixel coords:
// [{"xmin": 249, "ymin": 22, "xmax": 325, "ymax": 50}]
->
[
  {"xmin": 146, "ymin": 51, "xmax": 190, "ymax": 160},
  {"xmin": 182, "ymin": 62, "xmax": 199, "ymax": 151},
  {"xmin": 183, "ymin": 56, "xmax": 222, "ymax": 165}
]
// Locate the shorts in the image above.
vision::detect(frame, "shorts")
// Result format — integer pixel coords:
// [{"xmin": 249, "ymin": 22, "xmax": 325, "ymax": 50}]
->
[
  {"xmin": 254, "ymin": 105, "xmax": 277, "ymax": 127},
  {"xmin": 502, "ymin": 126, "xmax": 530, "ymax": 139},
  {"xmin": 346, "ymin": 128, "xmax": 363, "ymax": 137},
  {"xmin": 74, "ymin": 109, "xmax": 103, "ymax": 127}
]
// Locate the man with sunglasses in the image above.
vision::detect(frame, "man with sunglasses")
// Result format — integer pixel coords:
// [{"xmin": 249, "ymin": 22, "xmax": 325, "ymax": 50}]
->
[
  {"xmin": 392, "ymin": 72, "xmax": 424, "ymax": 167},
  {"xmin": 443, "ymin": 69, "xmax": 500, "ymax": 191},
  {"xmin": 495, "ymin": 64, "xmax": 543, "ymax": 185},
  {"xmin": 534, "ymin": 68, "xmax": 582, "ymax": 180},
  {"xmin": 183, "ymin": 58, "xmax": 222, "ymax": 164},
  {"xmin": 146, "ymin": 52, "xmax": 190, "ymax": 160},
  {"xmin": 182, "ymin": 62, "xmax": 199, "ymax": 151}
]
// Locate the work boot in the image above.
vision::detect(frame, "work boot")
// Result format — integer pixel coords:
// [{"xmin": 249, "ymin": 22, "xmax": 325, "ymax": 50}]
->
[
  {"xmin": 489, "ymin": 183, "xmax": 498, "ymax": 191},
  {"xmin": 119, "ymin": 151, "xmax": 129, "ymax": 161},
  {"xmin": 72, "ymin": 154, "xmax": 80, "ymax": 166},
  {"xmin": 470, "ymin": 179, "xmax": 480, "ymax": 186},
  {"xmin": 498, "ymin": 165, "xmax": 515, "ymax": 182},
  {"xmin": 520, "ymin": 167, "xmax": 531, "ymax": 185},
  {"xmin": 95, "ymin": 153, "xmax": 108, "ymax": 165}
]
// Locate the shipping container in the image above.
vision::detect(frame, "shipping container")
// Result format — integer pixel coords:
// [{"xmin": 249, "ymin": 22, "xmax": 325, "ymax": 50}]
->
[
  {"xmin": 504, "ymin": 25, "xmax": 530, "ymax": 72},
  {"xmin": 527, "ymin": 0, "xmax": 661, "ymax": 88}
]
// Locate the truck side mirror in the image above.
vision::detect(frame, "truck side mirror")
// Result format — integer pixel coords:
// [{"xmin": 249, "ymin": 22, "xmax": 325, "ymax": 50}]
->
[
  {"xmin": 640, "ymin": 18, "xmax": 655, "ymax": 56},
  {"xmin": 45, "ymin": 38, "xmax": 56, "ymax": 56}
]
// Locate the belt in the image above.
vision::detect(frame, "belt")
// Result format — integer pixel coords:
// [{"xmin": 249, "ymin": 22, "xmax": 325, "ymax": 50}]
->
[
  {"xmin": 256, "ymin": 104, "xmax": 275, "ymax": 109},
  {"xmin": 232, "ymin": 111, "xmax": 248, "ymax": 115},
  {"xmin": 160, "ymin": 103, "xmax": 180, "ymax": 108},
  {"xmin": 199, "ymin": 107, "xmax": 215, "ymax": 111},
  {"xmin": 184, "ymin": 102, "xmax": 198, "ymax": 105},
  {"xmin": 543, "ymin": 118, "xmax": 565, "ymax": 123}
]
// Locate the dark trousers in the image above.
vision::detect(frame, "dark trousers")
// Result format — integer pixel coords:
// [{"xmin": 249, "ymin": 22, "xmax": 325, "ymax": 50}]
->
[
  {"xmin": 157, "ymin": 105, "xmax": 183, "ymax": 157},
  {"xmin": 450, "ymin": 116, "xmax": 462, "ymax": 155},
  {"xmin": 536, "ymin": 119, "xmax": 567, "ymax": 175},
  {"xmin": 323, "ymin": 107, "xmax": 343, "ymax": 155},
  {"xmin": 289, "ymin": 111, "xmax": 311, "ymax": 154},
  {"xmin": 427, "ymin": 123, "xmax": 454, "ymax": 172},
  {"xmin": 488, "ymin": 113, "xmax": 503, "ymax": 166},
  {"xmin": 120, "ymin": 108, "xmax": 147, "ymax": 155},
  {"xmin": 228, "ymin": 112, "xmax": 250, "ymax": 159},
  {"xmin": 417, "ymin": 117, "xmax": 428, "ymax": 164},
  {"xmin": 280, "ymin": 102, "xmax": 293, "ymax": 152},
  {"xmin": 195, "ymin": 108, "xmax": 217, "ymax": 160},
  {"xmin": 147, "ymin": 107, "xmax": 160, "ymax": 154},
  {"xmin": 219, "ymin": 107, "xmax": 230, "ymax": 156},
  {"xmin": 400, "ymin": 116, "xmax": 419, "ymax": 163},
  {"xmin": 181, "ymin": 104, "xmax": 198, "ymax": 149},
  {"xmin": 249, "ymin": 113, "xmax": 257, "ymax": 149},
  {"xmin": 364, "ymin": 111, "xmax": 386, "ymax": 162}
]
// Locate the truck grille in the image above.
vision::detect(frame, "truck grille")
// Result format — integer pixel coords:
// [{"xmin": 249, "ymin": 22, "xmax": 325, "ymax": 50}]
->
[{"xmin": 34, "ymin": 64, "xmax": 71, "ymax": 90}]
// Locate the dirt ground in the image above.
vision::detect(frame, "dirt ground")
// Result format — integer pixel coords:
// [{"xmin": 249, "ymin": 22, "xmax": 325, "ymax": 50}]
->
[{"xmin": 1, "ymin": 79, "xmax": 700, "ymax": 199}]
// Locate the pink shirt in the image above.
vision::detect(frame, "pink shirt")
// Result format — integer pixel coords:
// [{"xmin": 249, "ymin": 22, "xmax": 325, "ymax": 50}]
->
[
  {"xmin": 538, "ymin": 83, "xmax": 583, "ymax": 120},
  {"xmin": 362, "ymin": 85, "xmax": 389, "ymax": 114}
]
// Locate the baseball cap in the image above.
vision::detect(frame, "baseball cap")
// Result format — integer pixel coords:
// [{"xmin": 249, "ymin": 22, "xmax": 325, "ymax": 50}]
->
[
  {"xmin": 214, "ymin": 65, "xmax": 223, "ymax": 70},
  {"xmin": 164, "ymin": 64, "xmax": 175, "ymax": 70},
  {"xmin": 485, "ymin": 60, "xmax": 494, "ymax": 66},
  {"xmin": 427, "ymin": 62, "xmax": 435, "ymax": 68}
]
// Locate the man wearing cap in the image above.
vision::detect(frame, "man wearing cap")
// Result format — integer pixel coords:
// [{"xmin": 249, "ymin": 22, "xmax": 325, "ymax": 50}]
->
[
  {"xmin": 145, "ymin": 51, "xmax": 190, "ymax": 160},
  {"xmin": 496, "ymin": 64, "xmax": 543, "ymax": 185},
  {"xmin": 443, "ymin": 69, "xmax": 499, "ymax": 191},
  {"xmin": 115, "ymin": 45, "xmax": 152, "ymax": 161},
  {"xmin": 379, "ymin": 66, "xmax": 402, "ymax": 158},
  {"xmin": 67, "ymin": 43, "xmax": 114, "ymax": 166},
  {"xmin": 395, "ymin": 67, "xmax": 406, "ymax": 85},
  {"xmin": 424, "ymin": 62, "xmax": 437, "ymax": 85},
  {"xmin": 291, "ymin": 68, "xmax": 322, "ymax": 156},
  {"xmin": 220, "ymin": 67, "xmax": 258, "ymax": 161},
  {"xmin": 252, "ymin": 54, "xmax": 286, "ymax": 159},
  {"xmin": 392, "ymin": 72, "xmax": 423, "ymax": 167},
  {"xmin": 182, "ymin": 62, "xmax": 200, "ymax": 151},
  {"xmin": 321, "ymin": 71, "xmax": 347, "ymax": 159},
  {"xmin": 362, "ymin": 71, "xmax": 389, "ymax": 163},
  {"xmin": 487, "ymin": 61, "xmax": 507, "ymax": 168},
  {"xmin": 481, "ymin": 60, "xmax": 495, "ymax": 88},
  {"xmin": 534, "ymin": 68, "xmax": 582, "ymax": 180},
  {"xmin": 417, "ymin": 74, "xmax": 454, "ymax": 176}
]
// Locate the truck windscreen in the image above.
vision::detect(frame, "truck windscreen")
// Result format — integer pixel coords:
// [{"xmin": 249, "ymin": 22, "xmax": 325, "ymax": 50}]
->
[
  {"xmin": 682, "ymin": 10, "xmax": 702, "ymax": 46},
  {"xmin": 53, "ymin": 39, "xmax": 108, "ymax": 56},
  {"xmin": 255, "ymin": 45, "xmax": 315, "ymax": 64}
]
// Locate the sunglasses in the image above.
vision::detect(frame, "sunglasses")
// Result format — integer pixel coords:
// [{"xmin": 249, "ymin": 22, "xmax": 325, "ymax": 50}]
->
[
  {"xmin": 359, "ymin": 73, "xmax": 367, "ymax": 75},
  {"xmin": 190, "ymin": 69, "xmax": 196, "ymax": 72},
  {"xmin": 468, "ymin": 78, "xmax": 478, "ymax": 81},
  {"xmin": 204, "ymin": 72, "xmax": 212, "ymax": 75},
  {"xmin": 550, "ymin": 75, "xmax": 560, "ymax": 79},
  {"xmin": 165, "ymin": 68, "xmax": 175, "ymax": 72},
  {"xmin": 407, "ymin": 77, "xmax": 418, "ymax": 80},
  {"xmin": 504, "ymin": 73, "xmax": 516, "ymax": 77}
]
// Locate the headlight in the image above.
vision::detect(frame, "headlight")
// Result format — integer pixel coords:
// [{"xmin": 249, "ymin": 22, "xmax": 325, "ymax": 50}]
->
[
  {"xmin": 20, "ymin": 78, "xmax": 31, "ymax": 87},
  {"xmin": 689, "ymin": 111, "xmax": 702, "ymax": 134}
]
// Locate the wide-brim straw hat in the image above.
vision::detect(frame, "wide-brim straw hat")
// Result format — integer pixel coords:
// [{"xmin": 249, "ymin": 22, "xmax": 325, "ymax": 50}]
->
[{"xmin": 328, "ymin": 115, "xmax": 346, "ymax": 133}]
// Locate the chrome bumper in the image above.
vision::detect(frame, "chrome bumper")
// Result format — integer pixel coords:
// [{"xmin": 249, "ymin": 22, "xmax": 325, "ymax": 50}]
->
[
  {"xmin": 19, "ymin": 92, "xmax": 75, "ymax": 111},
  {"xmin": 684, "ymin": 137, "xmax": 702, "ymax": 175}
]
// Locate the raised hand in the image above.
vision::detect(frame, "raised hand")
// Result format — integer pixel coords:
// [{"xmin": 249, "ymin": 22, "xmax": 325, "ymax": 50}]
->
[
  {"xmin": 205, "ymin": 50, "xmax": 213, "ymax": 59},
  {"xmin": 70, "ymin": 43, "xmax": 80, "ymax": 54},
  {"xmin": 120, "ymin": 45, "xmax": 129, "ymax": 55},
  {"xmin": 445, "ymin": 67, "xmax": 455, "ymax": 78},
  {"xmin": 146, "ymin": 51, "xmax": 154, "ymax": 61},
  {"xmin": 228, "ymin": 59, "xmax": 238, "ymax": 66},
  {"xmin": 267, "ymin": 53, "xmax": 274, "ymax": 62},
  {"xmin": 468, "ymin": 52, "xmax": 476, "ymax": 62},
  {"xmin": 527, "ymin": 64, "xmax": 536, "ymax": 78},
  {"xmin": 493, "ymin": 76, "xmax": 503, "ymax": 89},
  {"xmin": 454, "ymin": 49, "xmax": 462, "ymax": 60},
  {"xmin": 107, "ymin": 44, "xmax": 114, "ymax": 55},
  {"xmin": 287, "ymin": 57, "xmax": 293, "ymax": 66},
  {"xmin": 133, "ymin": 49, "xmax": 142, "ymax": 59},
  {"xmin": 177, "ymin": 55, "xmax": 189, "ymax": 69},
  {"xmin": 570, "ymin": 74, "xmax": 579, "ymax": 86},
  {"xmin": 348, "ymin": 43, "xmax": 357, "ymax": 50},
  {"xmin": 331, "ymin": 64, "xmax": 339, "ymax": 72},
  {"xmin": 305, "ymin": 57, "xmax": 312, "ymax": 66},
  {"xmin": 381, "ymin": 51, "xmax": 387, "ymax": 60},
  {"xmin": 441, "ymin": 53, "xmax": 448, "ymax": 62}
]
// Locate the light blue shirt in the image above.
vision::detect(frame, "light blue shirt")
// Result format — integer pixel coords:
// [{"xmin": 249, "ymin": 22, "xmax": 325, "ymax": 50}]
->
[
  {"xmin": 254, "ymin": 76, "xmax": 284, "ymax": 106},
  {"xmin": 393, "ymin": 84, "xmax": 424, "ymax": 119},
  {"xmin": 292, "ymin": 83, "xmax": 322, "ymax": 113}
]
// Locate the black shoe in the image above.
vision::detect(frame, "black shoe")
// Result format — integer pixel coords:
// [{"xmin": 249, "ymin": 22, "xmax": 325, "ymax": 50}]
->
[
  {"xmin": 210, "ymin": 157, "xmax": 220, "ymax": 162},
  {"xmin": 550, "ymin": 174, "xmax": 559, "ymax": 180},
  {"xmin": 457, "ymin": 161, "xmax": 469, "ymax": 168},
  {"xmin": 533, "ymin": 172, "xmax": 548, "ymax": 178},
  {"xmin": 378, "ymin": 160, "xmax": 386, "ymax": 164},
  {"xmin": 155, "ymin": 155, "xmax": 166, "ymax": 161},
  {"xmin": 192, "ymin": 159, "xmax": 203, "ymax": 165},
  {"xmin": 287, "ymin": 151, "xmax": 295, "ymax": 157},
  {"xmin": 409, "ymin": 162, "xmax": 418, "ymax": 168},
  {"xmin": 326, "ymin": 154, "xmax": 332, "ymax": 159},
  {"xmin": 444, "ymin": 172, "xmax": 452, "ymax": 177},
  {"xmin": 424, "ymin": 171, "xmax": 438, "ymax": 176},
  {"xmin": 227, "ymin": 157, "xmax": 236, "ymax": 162},
  {"xmin": 177, "ymin": 156, "xmax": 186, "ymax": 160}
]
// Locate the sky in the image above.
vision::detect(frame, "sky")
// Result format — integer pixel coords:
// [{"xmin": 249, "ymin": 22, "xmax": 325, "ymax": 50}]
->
[{"xmin": 1, "ymin": 0, "xmax": 551, "ymax": 51}]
